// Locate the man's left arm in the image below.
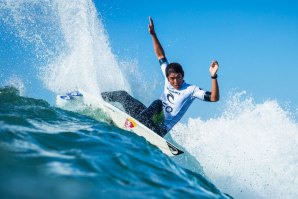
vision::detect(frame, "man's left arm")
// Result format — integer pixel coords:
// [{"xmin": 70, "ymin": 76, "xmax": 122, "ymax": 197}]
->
[{"xmin": 209, "ymin": 60, "xmax": 220, "ymax": 102}]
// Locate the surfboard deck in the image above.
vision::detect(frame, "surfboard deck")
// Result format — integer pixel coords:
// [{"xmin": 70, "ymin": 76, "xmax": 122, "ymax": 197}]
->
[{"xmin": 56, "ymin": 90, "xmax": 184, "ymax": 156}]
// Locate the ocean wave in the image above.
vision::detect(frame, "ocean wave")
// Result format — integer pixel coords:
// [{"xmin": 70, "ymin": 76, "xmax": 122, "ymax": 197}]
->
[{"xmin": 0, "ymin": 87, "xmax": 231, "ymax": 199}]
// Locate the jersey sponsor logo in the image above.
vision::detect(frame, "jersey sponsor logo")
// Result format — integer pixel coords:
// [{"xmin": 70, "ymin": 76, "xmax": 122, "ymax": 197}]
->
[
  {"xmin": 124, "ymin": 118, "xmax": 136, "ymax": 129},
  {"xmin": 164, "ymin": 90, "xmax": 176, "ymax": 113},
  {"xmin": 165, "ymin": 106, "xmax": 173, "ymax": 113},
  {"xmin": 166, "ymin": 92, "xmax": 174, "ymax": 104},
  {"xmin": 162, "ymin": 101, "xmax": 173, "ymax": 113},
  {"xmin": 166, "ymin": 87, "xmax": 181, "ymax": 95}
]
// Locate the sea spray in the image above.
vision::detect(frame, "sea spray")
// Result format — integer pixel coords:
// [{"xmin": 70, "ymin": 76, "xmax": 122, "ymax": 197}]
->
[
  {"xmin": 0, "ymin": 0, "xmax": 131, "ymax": 97},
  {"xmin": 3, "ymin": 1, "xmax": 297, "ymax": 199},
  {"xmin": 4, "ymin": 75, "xmax": 26, "ymax": 96},
  {"xmin": 42, "ymin": 0, "xmax": 130, "ymax": 95},
  {"xmin": 119, "ymin": 59, "xmax": 160, "ymax": 104},
  {"xmin": 0, "ymin": 0, "xmax": 62, "ymax": 62},
  {"xmin": 171, "ymin": 91, "xmax": 298, "ymax": 199}
]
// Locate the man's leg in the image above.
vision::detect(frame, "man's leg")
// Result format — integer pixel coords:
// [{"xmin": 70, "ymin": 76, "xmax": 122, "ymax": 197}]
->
[
  {"xmin": 101, "ymin": 91, "xmax": 146, "ymax": 118},
  {"xmin": 136, "ymin": 100, "xmax": 163, "ymax": 122},
  {"xmin": 136, "ymin": 100, "xmax": 168, "ymax": 137}
]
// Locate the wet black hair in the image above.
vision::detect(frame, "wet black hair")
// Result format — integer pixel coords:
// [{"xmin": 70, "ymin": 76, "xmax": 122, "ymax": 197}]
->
[{"xmin": 166, "ymin": 63, "xmax": 184, "ymax": 77}]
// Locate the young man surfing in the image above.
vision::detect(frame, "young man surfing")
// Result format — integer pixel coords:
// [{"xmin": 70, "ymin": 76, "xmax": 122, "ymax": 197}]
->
[{"xmin": 102, "ymin": 17, "xmax": 220, "ymax": 137}]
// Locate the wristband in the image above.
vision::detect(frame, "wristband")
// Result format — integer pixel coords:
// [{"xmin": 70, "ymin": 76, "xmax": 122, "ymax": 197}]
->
[{"xmin": 211, "ymin": 74, "xmax": 218, "ymax": 79}]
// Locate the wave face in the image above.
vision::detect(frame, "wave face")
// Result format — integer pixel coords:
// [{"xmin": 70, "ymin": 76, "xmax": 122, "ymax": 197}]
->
[
  {"xmin": 170, "ymin": 92, "xmax": 298, "ymax": 199},
  {"xmin": 0, "ymin": 87, "xmax": 230, "ymax": 199}
]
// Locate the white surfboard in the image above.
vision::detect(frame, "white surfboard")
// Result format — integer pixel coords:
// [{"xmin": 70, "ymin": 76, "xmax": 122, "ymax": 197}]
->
[{"xmin": 56, "ymin": 90, "xmax": 184, "ymax": 156}]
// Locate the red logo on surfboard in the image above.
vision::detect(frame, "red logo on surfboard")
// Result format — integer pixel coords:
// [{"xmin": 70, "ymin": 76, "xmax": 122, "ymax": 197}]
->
[{"xmin": 124, "ymin": 118, "xmax": 136, "ymax": 129}]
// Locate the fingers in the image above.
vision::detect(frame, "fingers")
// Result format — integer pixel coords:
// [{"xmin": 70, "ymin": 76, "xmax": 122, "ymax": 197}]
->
[
  {"xmin": 211, "ymin": 60, "xmax": 219, "ymax": 67},
  {"xmin": 149, "ymin": 16, "xmax": 153, "ymax": 25},
  {"xmin": 212, "ymin": 60, "xmax": 218, "ymax": 65},
  {"xmin": 148, "ymin": 16, "xmax": 156, "ymax": 34},
  {"xmin": 149, "ymin": 16, "xmax": 154, "ymax": 28}
]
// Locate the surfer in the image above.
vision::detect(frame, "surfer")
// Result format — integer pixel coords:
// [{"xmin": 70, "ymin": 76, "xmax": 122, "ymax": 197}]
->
[{"xmin": 101, "ymin": 17, "xmax": 219, "ymax": 137}]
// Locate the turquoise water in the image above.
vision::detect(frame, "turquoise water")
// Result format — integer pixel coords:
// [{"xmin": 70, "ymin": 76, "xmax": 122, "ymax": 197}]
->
[
  {"xmin": 0, "ymin": 87, "xmax": 231, "ymax": 199},
  {"xmin": 1, "ymin": 1, "xmax": 297, "ymax": 198}
]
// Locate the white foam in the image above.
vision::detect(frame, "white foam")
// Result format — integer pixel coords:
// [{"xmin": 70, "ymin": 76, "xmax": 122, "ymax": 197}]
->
[
  {"xmin": 0, "ymin": 0, "xmax": 131, "ymax": 97},
  {"xmin": 171, "ymin": 91, "xmax": 298, "ymax": 199},
  {"xmin": 119, "ymin": 59, "xmax": 159, "ymax": 103},
  {"xmin": 3, "ymin": 2, "xmax": 297, "ymax": 198},
  {"xmin": 5, "ymin": 75, "xmax": 26, "ymax": 96},
  {"xmin": 41, "ymin": 0, "xmax": 130, "ymax": 96}
]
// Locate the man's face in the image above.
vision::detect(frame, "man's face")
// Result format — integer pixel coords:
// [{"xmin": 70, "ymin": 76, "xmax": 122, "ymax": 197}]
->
[{"xmin": 167, "ymin": 73, "xmax": 184, "ymax": 89}]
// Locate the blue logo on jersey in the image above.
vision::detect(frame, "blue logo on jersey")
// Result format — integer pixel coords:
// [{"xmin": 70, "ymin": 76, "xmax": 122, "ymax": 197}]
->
[
  {"xmin": 167, "ymin": 92, "xmax": 174, "ymax": 104},
  {"xmin": 164, "ymin": 93, "xmax": 174, "ymax": 113}
]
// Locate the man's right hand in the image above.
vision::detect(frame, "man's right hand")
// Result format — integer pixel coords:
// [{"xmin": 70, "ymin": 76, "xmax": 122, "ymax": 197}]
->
[{"xmin": 148, "ymin": 16, "xmax": 155, "ymax": 35}]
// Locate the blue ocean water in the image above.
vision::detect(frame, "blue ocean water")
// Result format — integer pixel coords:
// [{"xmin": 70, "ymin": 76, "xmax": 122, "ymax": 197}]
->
[
  {"xmin": 1, "ymin": 1, "xmax": 298, "ymax": 198},
  {"xmin": 0, "ymin": 86, "xmax": 231, "ymax": 199}
]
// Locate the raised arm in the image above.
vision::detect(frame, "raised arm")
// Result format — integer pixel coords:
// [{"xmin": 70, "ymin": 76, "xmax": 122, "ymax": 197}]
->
[
  {"xmin": 148, "ymin": 17, "xmax": 165, "ymax": 60},
  {"xmin": 209, "ymin": 61, "xmax": 220, "ymax": 102}
]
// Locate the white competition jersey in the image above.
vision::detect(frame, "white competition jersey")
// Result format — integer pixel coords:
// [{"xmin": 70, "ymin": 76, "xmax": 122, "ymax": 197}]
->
[{"xmin": 160, "ymin": 58, "xmax": 210, "ymax": 131}]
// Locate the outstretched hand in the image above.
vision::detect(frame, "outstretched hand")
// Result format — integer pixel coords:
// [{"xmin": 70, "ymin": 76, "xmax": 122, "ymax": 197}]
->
[
  {"xmin": 209, "ymin": 60, "xmax": 219, "ymax": 77},
  {"xmin": 148, "ymin": 16, "xmax": 155, "ymax": 35}
]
